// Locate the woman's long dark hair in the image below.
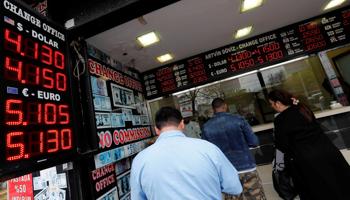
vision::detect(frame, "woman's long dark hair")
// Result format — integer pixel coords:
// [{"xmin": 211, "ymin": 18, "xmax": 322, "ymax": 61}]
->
[{"xmin": 268, "ymin": 89, "xmax": 313, "ymax": 123}]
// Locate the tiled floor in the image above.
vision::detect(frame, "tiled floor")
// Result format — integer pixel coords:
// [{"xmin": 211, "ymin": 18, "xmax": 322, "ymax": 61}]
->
[{"xmin": 255, "ymin": 149, "xmax": 350, "ymax": 200}]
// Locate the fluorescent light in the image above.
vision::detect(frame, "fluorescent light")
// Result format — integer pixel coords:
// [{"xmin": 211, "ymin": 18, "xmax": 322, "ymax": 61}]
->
[
  {"xmin": 323, "ymin": 0, "xmax": 346, "ymax": 10},
  {"xmin": 241, "ymin": 0, "xmax": 264, "ymax": 13},
  {"xmin": 157, "ymin": 53, "xmax": 173, "ymax": 63},
  {"xmin": 136, "ymin": 31, "xmax": 160, "ymax": 47},
  {"xmin": 235, "ymin": 26, "xmax": 253, "ymax": 39}
]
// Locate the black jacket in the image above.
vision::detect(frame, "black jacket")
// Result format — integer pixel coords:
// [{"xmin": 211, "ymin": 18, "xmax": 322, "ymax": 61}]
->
[{"xmin": 274, "ymin": 105, "xmax": 350, "ymax": 200}]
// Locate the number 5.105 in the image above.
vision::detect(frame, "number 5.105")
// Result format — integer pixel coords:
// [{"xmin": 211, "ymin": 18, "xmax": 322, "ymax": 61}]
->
[{"xmin": 5, "ymin": 99, "xmax": 69, "ymax": 125}]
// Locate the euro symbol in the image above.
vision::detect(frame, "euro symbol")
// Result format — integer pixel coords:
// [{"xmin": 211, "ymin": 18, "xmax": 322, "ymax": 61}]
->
[{"xmin": 22, "ymin": 88, "xmax": 29, "ymax": 97}]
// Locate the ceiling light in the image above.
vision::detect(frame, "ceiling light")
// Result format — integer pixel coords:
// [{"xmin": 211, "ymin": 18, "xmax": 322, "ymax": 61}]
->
[
  {"xmin": 235, "ymin": 26, "xmax": 253, "ymax": 39},
  {"xmin": 157, "ymin": 53, "xmax": 173, "ymax": 63},
  {"xmin": 323, "ymin": 0, "xmax": 346, "ymax": 11},
  {"xmin": 136, "ymin": 31, "xmax": 160, "ymax": 47},
  {"xmin": 241, "ymin": 0, "xmax": 264, "ymax": 13}
]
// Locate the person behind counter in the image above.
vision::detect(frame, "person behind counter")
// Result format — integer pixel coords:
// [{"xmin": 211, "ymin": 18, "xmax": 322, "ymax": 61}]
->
[
  {"xmin": 130, "ymin": 106, "xmax": 242, "ymax": 200},
  {"xmin": 268, "ymin": 89, "xmax": 350, "ymax": 200},
  {"xmin": 182, "ymin": 111, "xmax": 201, "ymax": 138},
  {"xmin": 202, "ymin": 98, "xmax": 266, "ymax": 200}
]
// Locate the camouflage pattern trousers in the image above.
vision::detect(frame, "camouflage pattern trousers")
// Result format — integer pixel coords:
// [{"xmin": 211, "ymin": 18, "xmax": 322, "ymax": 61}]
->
[{"xmin": 223, "ymin": 169, "xmax": 267, "ymax": 200}]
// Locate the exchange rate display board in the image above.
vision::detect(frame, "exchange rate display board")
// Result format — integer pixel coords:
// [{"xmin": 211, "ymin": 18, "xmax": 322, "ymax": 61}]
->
[
  {"xmin": 142, "ymin": 5, "xmax": 350, "ymax": 100},
  {"xmin": 0, "ymin": 0, "xmax": 75, "ymax": 175}
]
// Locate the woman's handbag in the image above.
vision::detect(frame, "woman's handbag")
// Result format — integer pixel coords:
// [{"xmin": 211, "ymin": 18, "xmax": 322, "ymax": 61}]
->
[{"xmin": 272, "ymin": 149, "xmax": 298, "ymax": 200}]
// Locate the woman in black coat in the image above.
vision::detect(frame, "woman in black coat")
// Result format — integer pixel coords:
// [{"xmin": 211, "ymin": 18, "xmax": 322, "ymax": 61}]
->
[{"xmin": 268, "ymin": 89, "xmax": 350, "ymax": 200}]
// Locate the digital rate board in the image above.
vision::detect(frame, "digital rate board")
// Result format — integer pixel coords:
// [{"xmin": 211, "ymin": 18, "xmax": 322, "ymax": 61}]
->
[
  {"xmin": 142, "ymin": 5, "xmax": 350, "ymax": 99},
  {"xmin": 0, "ymin": 0, "xmax": 74, "ymax": 174}
]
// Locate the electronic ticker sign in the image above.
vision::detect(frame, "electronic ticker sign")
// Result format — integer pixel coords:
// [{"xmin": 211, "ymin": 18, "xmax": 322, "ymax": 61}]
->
[
  {"xmin": 142, "ymin": 5, "xmax": 350, "ymax": 99},
  {"xmin": 0, "ymin": 0, "xmax": 75, "ymax": 175}
]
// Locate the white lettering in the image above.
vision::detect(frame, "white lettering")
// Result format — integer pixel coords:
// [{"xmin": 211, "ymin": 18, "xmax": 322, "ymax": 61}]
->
[
  {"xmin": 259, "ymin": 34, "xmax": 277, "ymax": 43},
  {"xmin": 32, "ymin": 30, "xmax": 59, "ymax": 49},
  {"xmin": 221, "ymin": 46, "xmax": 237, "ymax": 54},
  {"xmin": 4, "ymin": 0, "xmax": 41, "ymax": 28},
  {"xmin": 3, "ymin": 0, "xmax": 10, "ymax": 9},
  {"xmin": 37, "ymin": 90, "xmax": 61, "ymax": 101},
  {"xmin": 43, "ymin": 23, "xmax": 65, "ymax": 41},
  {"xmin": 205, "ymin": 51, "xmax": 222, "ymax": 59},
  {"xmin": 38, "ymin": 90, "xmax": 43, "ymax": 99},
  {"xmin": 238, "ymin": 39, "xmax": 259, "ymax": 49}
]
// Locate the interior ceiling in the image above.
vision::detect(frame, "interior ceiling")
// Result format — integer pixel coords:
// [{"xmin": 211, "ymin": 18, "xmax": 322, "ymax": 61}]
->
[{"xmin": 84, "ymin": 0, "xmax": 350, "ymax": 73}]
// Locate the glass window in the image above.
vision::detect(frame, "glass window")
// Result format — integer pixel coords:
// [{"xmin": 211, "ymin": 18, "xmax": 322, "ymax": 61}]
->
[
  {"xmin": 148, "ymin": 55, "xmax": 349, "ymax": 129},
  {"xmin": 147, "ymin": 52, "xmax": 350, "ymax": 165}
]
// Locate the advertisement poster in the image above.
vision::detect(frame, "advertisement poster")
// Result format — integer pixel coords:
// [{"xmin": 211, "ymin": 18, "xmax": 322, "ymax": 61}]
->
[
  {"xmin": 5, "ymin": 163, "xmax": 71, "ymax": 200},
  {"xmin": 8, "ymin": 174, "xmax": 33, "ymax": 200}
]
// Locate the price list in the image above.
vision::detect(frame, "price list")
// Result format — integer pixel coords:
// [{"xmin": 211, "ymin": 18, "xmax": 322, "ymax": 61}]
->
[
  {"xmin": 0, "ymin": 0, "xmax": 75, "ymax": 174},
  {"xmin": 143, "ymin": 5, "xmax": 350, "ymax": 100},
  {"xmin": 144, "ymin": 64, "xmax": 189, "ymax": 96},
  {"xmin": 187, "ymin": 57, "xmax": 207, "ymax": 84}
]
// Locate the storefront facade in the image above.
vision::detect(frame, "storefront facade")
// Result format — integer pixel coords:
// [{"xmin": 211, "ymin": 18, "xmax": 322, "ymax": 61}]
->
[{"xmin": 144, "ymin": 7, "xmax": 350, "ymax": 165}]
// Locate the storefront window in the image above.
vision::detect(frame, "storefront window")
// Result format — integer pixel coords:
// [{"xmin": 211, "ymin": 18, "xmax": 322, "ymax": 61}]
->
[
  {"xmin": 147, "ymin": 50, "xmax": 350, "ymax": 165},
  {"xmin": 171, "ymin": 57, "xmax": 332, "ymax": 128},
  {"xmin": 148, "ymin": 54, "xmax": 349, "ymax": 130}
]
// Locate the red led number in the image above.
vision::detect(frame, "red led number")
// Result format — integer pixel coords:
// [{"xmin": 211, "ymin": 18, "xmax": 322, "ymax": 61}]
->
[
  {"xmin": 306, "ymin": 41, "xmax": 326, "ymax": 51},
  {"xmin": 59, "ymin": 105, "xmax": 69, "ymax": 124},
  {"xmin": 192, "ymin": 75, "xmax": 207, "ymax": 84},
  {"xmin": 161, "ymin": 79, "xmax": 174, "ymax": 87},
  {"xmin": 55, "ymin": 51, "xmax": 65, "ymax": 69},
  {"xmin": 157, "ymin": 73, "xmax": 173, "ymax": 82},
  {"xmin": 41, "ymin": 45, "xmax": 52, "ymax": 65},
  {"xmin": 25, "ymin": 64, "xmax": 40, "ymax": 85},
  {"xmin": 42, "ymin": 69, "xmax": 54, "ymax": 89},
  {"xmin": 56, "ymin": 73, "xmax": 67, "ymax": 91},
  {"xmin": 61, "ymin": 129, "xmax": 72, "ymax": 150},
  {"xmin": 4, "ymin": 29, "xmax": 65, "ymax": 69},
  {"xmin": 5, "ymin": 99, "xmax": 23, "ymax": 125},
  {"xmin": 27, "ymin": 102, "xmax": 41, "ymax": 125},
  {"xmin": 188, "ymin": 58, "xmax": 202, "ymax": 67},
  {"xmin": 5, "ymin": 57, "xmax": 22, "ymax": 82},
  {"xmin": 5, "ymin": 57, "xmax": 67, "ymax": 91},
  {"xmin": 45, "ymin": 104, "xmax": 56, "ymax": 124},
  {"xmin": 29, "ymin": 131, "xmax": 44, "ymax": 157},
  {"xmin": 257, "ymin": 50, "xmax": 283, "ymax": 63},
  {"xmin": 156, "ymin": 68, "xmax": 172, "ymax": 76},
  {"xmin": 6, "ymin": 129, "xmax": 72, "ymax": 161},
  {"xmin": 4, "ymin": 29, "xmax": 22, "ymax": 53},
  {"xmin": 6, "ymin": 132, "xmax": 25, "ymax": 161},
  {"xmin": 24, "ymin": 38, "xmax": 38, "ymax": 59},
  {"xmin": 5, "ymin": 99, "xmax": 69, "ymax": 125},
  {"xmin": 47, "ymin": 130, "xmax": 59, "ymax": 153},
  {"xmin": 230, "ymin": 59, "xmax": 255, "ymax": 69},
  {"xmin": 162, "ymin": 85, "xmax": 176, "ymax": 92}
]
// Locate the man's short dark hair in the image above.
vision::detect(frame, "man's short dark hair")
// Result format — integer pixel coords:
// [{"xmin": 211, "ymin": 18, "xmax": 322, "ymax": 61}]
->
[
  {"xmin": 212, "ymin": 98, "xmax": 225, "ymax": 110},
  {"xmin": 155, "ymin": 107, "xmax": 182, "ymax": 130}
]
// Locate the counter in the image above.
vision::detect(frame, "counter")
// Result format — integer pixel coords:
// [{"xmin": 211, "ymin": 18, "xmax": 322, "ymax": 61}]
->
[{"xmin": 251, "ymin": 106, "xmax": 350, "ymax": 133}]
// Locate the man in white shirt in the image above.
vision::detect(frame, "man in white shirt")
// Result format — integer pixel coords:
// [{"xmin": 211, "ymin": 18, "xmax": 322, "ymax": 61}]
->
[
  {"xmin": 182, "ymin": 111, "xmax": 201, "ymax": 138},
  {"xmin": 130, "ymin": 107, "xmax": 242, "ymax": 200}
]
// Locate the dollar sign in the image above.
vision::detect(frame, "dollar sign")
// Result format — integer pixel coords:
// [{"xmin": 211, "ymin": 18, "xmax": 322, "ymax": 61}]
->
[{"xmin": 17, "ymin": 22, "xmax": 23, "ymax": 31}]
